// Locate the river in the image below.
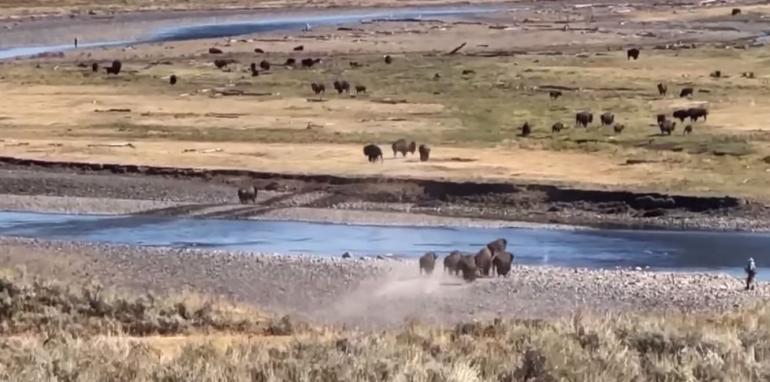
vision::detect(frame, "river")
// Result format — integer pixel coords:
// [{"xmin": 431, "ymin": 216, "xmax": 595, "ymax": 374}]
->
[{"xmin": 0, "ymin": 210, "xmax": 766, "ymax": 280}]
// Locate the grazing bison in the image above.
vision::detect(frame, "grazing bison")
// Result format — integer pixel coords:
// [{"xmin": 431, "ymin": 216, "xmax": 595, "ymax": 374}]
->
[
  {"xmin": 659, "ymin": 120, "xmax": 676, "ymax": 135},
  {"xmin": 169, "ymin": 74, "xmax": 177, "ymax": 85},
  {"xmin": 419, "ymin": 252, "xmax": 438, "ymax": 275},
  {"xmin": 656, "ymin": 113, "xmax": 667, "ymax": 126},
  {"xmin": 311, "ymin": 82, "xmax": 326, "ymax": 95},
  {"xmin": 457, "ymin": 255, "xmax": 478, "ymax": 282},
  {"xmin": 673, "ymin": 109, "xmax": 690, "ymax": 122},
  {"xmin": 237, "ymin": 186, "xmax": 258, "ymax": 204},
  {"xmin": 680, "ymin": 87, "xmax": 694, "ymax": 98},
  {"xmin": 254, "ymin": 48, "xmax": 265, "ymax": 53},
  {"xmin": 391, "ymin": 139, "xmax": 416, "ymax": 157},
  {"xmin": 301, "ymin": 58, "xmax": 315, "ymax": 68},
  {"xmin": 600, "ymin": 112, "xmax": 615, "ymax": 126},
  {"xmin": 552, "ymin": 122, "xmax": 564, "ymax": 133},
  {"xmin": 549, "ymin": 90, "xmax": 562, "ymax": 100},
  {"xmin": 492, "ymin": 251, "xmax": 514, "ymax": 277},
  {"xmin": 259, "ymin": 60, "xmax": 271, "ymax": 71},
  {"xmin": 575, "ymin": 111, "xmax": 593, "ymax": 128},
  {"xmin": 355, "ymin": 85, "xmax": 367, "ymax": 94},
  {"xmin": 688, "ymin": 107, "xmax": 708, "ymax": 122},
  {"xmin": 474, "ymin": 247, "xmax": 493, "ymax": 277},
  {"xmin": 91, "ymin": 62, "xmax": 99, "ymax": 72},
  {"xmin": 486, "ymin": 238, "xmax": 507, "ymax": 255},
  {"xmin": 333, "ymin": 80, "xmax": 350, "ymax": 94},
  {"xmin": 521, "ymin": 122, "xmax": 532, "ymax": 137},
  {"xmin": 684, "ymin": 125, "xmax": 693, "ymax": 135},
  {"xmin": 285, "ymin": 58, "xmax": 296, "ymax": 66},
  {"xmin": 208, "ymin": 47, "xmax": 223, "ymax": 54},
  {"xmin": 657, "ymin": 83, "xmax": 667, "ymax": 96},
  {"xmin": 627, "ymin": 48, "xmax": 640, "ymax": 60},
  {"xmin": 363, "ymin": 144, "xmax": 383, "ymax": 163},
  {"xmin": 613, "ymin": 124, "xmax": 625, "ymax": 134},
  {"xmin": 104, "ymin": 60, "xmax": 122, "ymax": 75},
  {"xmin": 384, "ymin": 55, "xmax": 393, "ymax": 64},
  {"xmin": 293, "ymin": 45, "xmax": 304, "ymax": 51},
  {"xmin": 732, "ymin": 8, "xmax": 741, "ymax": 15},
  {"xmin": 444, "ymin": 251, "xmax": 462, "ymax": 275},
  {"xmin": 418, "ymin": 144, "xmax": 431, "ymax": 162}
]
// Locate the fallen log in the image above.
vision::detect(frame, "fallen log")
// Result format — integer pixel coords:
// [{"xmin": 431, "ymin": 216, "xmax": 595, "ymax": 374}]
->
[{"xmin": 447, "ymin": 42, "xmax": 467, "ymax": 55}]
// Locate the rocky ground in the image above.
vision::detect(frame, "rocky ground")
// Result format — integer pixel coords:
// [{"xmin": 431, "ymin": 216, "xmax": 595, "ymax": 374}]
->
[{"xmin": 0, "ymin": 236, "xmax": 764, "ymax": 329}]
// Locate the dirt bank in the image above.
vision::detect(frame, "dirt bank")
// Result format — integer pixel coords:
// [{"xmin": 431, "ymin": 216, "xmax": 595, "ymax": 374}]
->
[
  {"xmin": 0, "ymin": 157, "xmax": 768, "ymax": 231},
  {"xmin": 0, "ymin": 236, "xmax": 764, "ymax": 328}
]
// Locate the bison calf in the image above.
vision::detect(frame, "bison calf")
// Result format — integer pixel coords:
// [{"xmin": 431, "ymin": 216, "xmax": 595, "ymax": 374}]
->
[
  {"xmin": 613, "ymin": 124, "xmax": 625, "ymax": 134},
  {"xmin": 683, "ymin": 125, "xmax": 693, "ymax": 135}
]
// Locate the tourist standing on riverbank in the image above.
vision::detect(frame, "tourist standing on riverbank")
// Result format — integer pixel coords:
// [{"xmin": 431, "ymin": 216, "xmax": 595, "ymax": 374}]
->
[{"xmin": 746, "ymin": 257, "xmax": 757, "ymax": 290}]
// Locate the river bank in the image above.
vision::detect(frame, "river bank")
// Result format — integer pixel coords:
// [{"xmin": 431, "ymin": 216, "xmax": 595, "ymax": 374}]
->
[{"xmin": 0, "ymin": 236, "xmax": 765, "ymax": 328}]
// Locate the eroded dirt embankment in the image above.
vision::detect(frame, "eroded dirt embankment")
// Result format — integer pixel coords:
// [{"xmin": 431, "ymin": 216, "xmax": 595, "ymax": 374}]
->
[{"xmin": 0, "ymin": 156, "xmax": 766, "ymax": 231}]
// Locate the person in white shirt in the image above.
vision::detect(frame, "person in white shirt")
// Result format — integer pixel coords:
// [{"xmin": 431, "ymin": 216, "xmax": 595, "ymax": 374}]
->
[{"xmin": 745, "ymin": 257, "xmax": 757, "ymax": 290}]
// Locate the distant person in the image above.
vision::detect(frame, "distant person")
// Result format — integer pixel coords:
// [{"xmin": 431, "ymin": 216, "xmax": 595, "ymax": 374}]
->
[
  {"xmin": 74, "ymin": 38, "xmax": 78, "ymax": 48},
  {"xmin": 745, "ymin": 257, "xmax": 757, "ymax": 290}
]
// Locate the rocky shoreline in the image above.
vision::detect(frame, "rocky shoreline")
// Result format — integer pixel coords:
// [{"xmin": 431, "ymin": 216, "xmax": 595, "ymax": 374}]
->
[{"xmin": 0, "ymin": 236, "xmax": 764, "ymax": 328}]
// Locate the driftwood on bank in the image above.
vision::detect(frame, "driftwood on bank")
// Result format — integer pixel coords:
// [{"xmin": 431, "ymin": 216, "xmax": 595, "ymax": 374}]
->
[{"xmin": 448, "ymin": 42, "xmax": 467, "ymax": 55}]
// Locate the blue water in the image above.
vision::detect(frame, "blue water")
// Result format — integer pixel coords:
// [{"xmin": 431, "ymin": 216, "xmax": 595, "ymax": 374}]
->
[
  {"xmin": 0, "ymin": 6, "xmax": 500, "ymax": 60},
  {"xmin": 0, "ymin": 210, "xmax": 767, "ymax": 279}
]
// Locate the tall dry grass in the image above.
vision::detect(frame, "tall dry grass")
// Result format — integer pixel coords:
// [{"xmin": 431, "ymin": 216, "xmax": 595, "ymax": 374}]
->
[{"xmin": 1, "ymin": 269, "xmax": 769, "ymax": 381}]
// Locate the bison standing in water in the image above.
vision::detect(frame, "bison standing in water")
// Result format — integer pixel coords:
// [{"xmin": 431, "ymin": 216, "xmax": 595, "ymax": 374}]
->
[
  {"xmin": 600, "ymin": 112, "xmax": 615, "ymax": 126},
  {"xmin": 444, "ymin": 251, "xmax": 462, "ymax": 275},
  {"xmin": 363, "ymin": 144, "xmax": 383, "ymax": 163},
  {"xmin": 391, "ymin": 139, "xmax": 416, "ymax": 157},
  {"xmin": 237, "ymin": 186, "xmax": 258, "ymax": 204},
  {"xmin": 575, "ymin": 111, "xmax": 593, "ymax": 128},
  {"xmin": 419, "ymin": 252, "xmax": 438, "ymax": 275},
  {"xmin": 627, "ymin": 48, "xmax": 640, "ymax": 60},
  {"xmin": 418, "ymin": 144, "xmax": 431, "ymax": 162},
  {"xmin": 492, "ymin": 251, "xmax": 514, "ymax": 277}
]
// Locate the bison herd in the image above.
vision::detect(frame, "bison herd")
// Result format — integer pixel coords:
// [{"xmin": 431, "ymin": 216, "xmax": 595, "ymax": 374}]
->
[
  {"xmin": 418, "ymin": 238, "xmax": 514, "ymax": 282},
  {"xmin": 363, "ymin": 138, "xmax": 431, "ymax": 163}
]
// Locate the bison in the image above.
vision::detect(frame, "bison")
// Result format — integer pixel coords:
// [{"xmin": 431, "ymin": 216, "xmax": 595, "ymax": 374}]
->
[
  {"xmin": 208, "ymin": 47, "xmax": 223, "ymax": 54},
  {"xmin": 285, "ymin": 58, "xmax": 296, "ymax": 66},
  {"xmin": 657, "ymin": 83, "xmax": 667, "ymax": 96},
  {"xmin": 349, "ymin": 61, "xmax": 362, "ymax": 68},
  {"xmin": 259, "ymin": 60, "xmax": 271, "ymax": 71},
  {"xmin": 169, "ymin": 74, "xmax": 177, "ymax": 85},
  {"xmin": 384, "ymin": 55, "xmax": 393, "ymax": 64},
  {"xmin": 710, "ymin": 70, "xmax": 721, "ymax": 78},
  {"xmin": 656, "ymin": 113, "xmax": 667, "ymax": 126},
  {"xmin": 683, "ymin": 125, "xmax": 693, "ymax": 135},
  {"xmin": 659, "ymin": 120, "xmax": 676, "ymax": 135},
  {"xmin": 688, "ymin": 107, "xmax": 708, "ymax": 122},
  {"xmin": 418, "ymin": 144, "xmax": 431, "ymax": 162},
  {"xmin": 549, "ymin": 90, "xmax": 562, "ymax": 100},
  {"xmin": 457, "ymin": 255, "xmax": 478, "ymax": 282},
  {"xmin": 293, "ymin": 45, "xmax": 304, "ymax": 51},
  {"xmin": 419, "ymin": 252, "xmax": 438, "ymax": 275},
  {"xmin": 444, "ymin": 251, "xmax": 462, "ymax": 275},
  {"xmin": 333, "ymin": 80, "xmax": 350, "ymax": 94},
  {"xmin": 492, "ymin": 251, "xmax": 514, "ymax": 277},
  {"xmin": 301, "ymin": 58, "xmax": 315, "ymax": 68},
  {"xmin": 600, "ymin": 112, "xmax": 615, "ymax": 126},
  {"xmin": 254, "ymin": 48, "xmax": 265, "ymax": 53},
  {"xmin": 237, "ymin": 186, "xmax": 258, "ymax": 204},
  {"xmin": 391, "ymin": 139, "xmax": 416, "ymax": 157},
  {"xmin": 672, "ymin": 109, "xmax": 690, "ymax": 122},
  {"xmin": 474, "ymin": 247, "xmax": 493, "ymax": 277},
  {"xmin": 105, "ymin": 60, "xmax": 122, "ymax": 75},
  {"xmin": 680, "ymin": 87, "xmax": 694, "ymax": 98},
  {"xmin": 214, "ymin": 59, "xmax": 234, "ymax": 69},
  {"xmin": 627, "ymin": 48, "xmax": 640, "ymax": 60},
  {"xmin": 355, "ymin": 85, "xmax": 367, "ymax": 94},
  {"xmin": 521, "ymin": 122, "xmax": 532, "ymax": 137},
  {"xmin": 486, "ymin": 238, "xmax": 507, "ymax": 255},
  {"xmin": 363, "ymin": 144, "xmax": 383, "ymax": 163},
  {"xmin": 311, "ymin": 82, "xmax": 325, "ymax": 95},
  {"xmin": 613, "ymin": 124, "xmax": 625, "ymax": 134},
  {"xmin": 91, "ymin": 62, "xmax": 99, "ymax": 72},
  {"xmin": 552, "ymin": 122, "xmax": 564, "ymax": 133},
  {"xmin": 732, "ymin": 8, "xmax": 741, "ymax": 15},
  {"xmin": 575, "ymin": 111, "xmax": 593, "ymax": 128}
]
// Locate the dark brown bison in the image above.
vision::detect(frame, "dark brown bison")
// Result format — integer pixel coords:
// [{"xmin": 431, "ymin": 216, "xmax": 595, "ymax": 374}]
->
[
  {"xmin": 418, "ymin": 144, "xmax": 430, "ymax": 162},
  {"xmin": 521, "ymin": 122, "xmax": 532, "ymax": 137},
  {"xmin": 350, "ymin": 61, "xmax": 362, "ymax": 68},
  {"xmin": 659, "ymin": 120, "xmax": 676, "ymax": 135},
  {"xmin": 105, "ymin": 60, "xmax": 122, "ymax": 75},
  {"xmin": 384, "ymin": 55, "xmax": 393, "ymax": 64},
  {"xmin": 208, "ymin": 47, "xmax": 223, "ymax": 54},
  {"xmin": 254, "ymin": 48, "xmax": 265, "ymax": 53},
  {"xmin": 742, "ymin": 72, "xmax": 755, "ymax": 79},
  {"xmin": 486, "ymin": 238, "xmax": 507, "ymax": 255},
  {"xmin": 549, "ymin": 90, "xmax": 562, "ymax": 100},
  {"xmin": 656, "ymin": 113, "xmax": 667, "ymax": 126},
  {"xmin": 363, "ymin": 144, "xmax": 383, "ymax": 163},
  {"xmin": 680, "ymin": 87, "xmax": 694, "ymax": 98},
  {"xmin": 575, "ymin": 111, "xmax": 593, "ymax": 128},
  {"xmin": 673, "ymin": 109, "xmax": 690, "ymax": 122},
  {"xmin": 732, "ymin": 8, "xmax": 741, "ymax": 15},
  {"xmin": 285, "ymin": 58, "xmax": 296, "ymax": 66},
  {"xmin": 214, "ymin": 59, "xmax": 234, "ymax": 69},
  {"xmin": 293, "ymin": 45, "xmax": 304, "ymax": 51},
  {"xmin": 492, "ymin": 251, "xmax": 514, "ymax": 277},
  {"xmin": 552, "ymin": 122, "xmax": 564, "ymax": 133},
  {"xmin": 419, "ymin": 252, "xmax": 438, "ymax": 275},
  {"xmin": 683, "ymin": 125, "xmax": 693, "ymax": 135},
  {"xmin": 91, "ymin": 62, "xmax": 99, "ymax": 72},
  {"xmin": 333, "ymin": 80, "xmax": 350, "ymax": 94},
  {"xmin": 444, "ymin": 251, "xmax": 462, "ymax": 275},
  {"xmin": 301, "ymin": 58, "xmax": 315, "ymax": 68},
  {"xmin": 710, "ymin": 70, "xmax": 721, "ymax": 78},
  {"xmin": 457, "ymin": 255, "xmax": 478, "ymax": 282},
  {"xmin": 688, "ymin": 107, "xmax": 708, "ymax": 122},
  {"xmin": 355, "ymin": 85, "xmax": 367, "ymax": 94},
  {"xmin": 657, "ymin": 83, "xmax": 667, "ymax": 96},
  {"xmin": 169, "ymin": 74, "xmax": 177, "ymax": 85},
  {"xmin": 600, "ymin": 112, "xmax": 615, "ymax": 126},
  {"xmin": 311, "ymin": 82, "xmax": 325, "ymax": 95},
  {"xmin": 613, "ymin": 124, "xmax": 625, "ymax": 134},
  {"xmin": 627, "ymin": 48, "xmax": 640, "ymax": 60},
  {"xmin": 391, "ymin": 139, "xmax": 415, "ymax": 157},
  {"xmin": 474, "ymin": 247, "xmax": 493, "ymax": 277},
  {"xmin": 237, "ymin": 186, "xmax": 258, "ymax": 204},
  {"xmin": 259, "ymin": 60, "xmax": 271, "ymax": 71}
]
